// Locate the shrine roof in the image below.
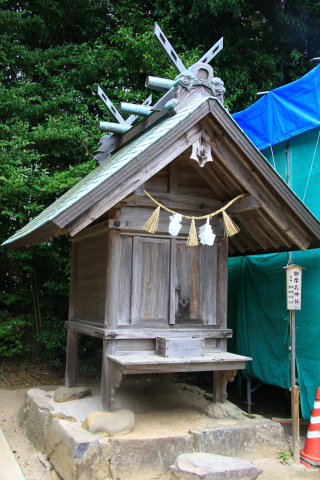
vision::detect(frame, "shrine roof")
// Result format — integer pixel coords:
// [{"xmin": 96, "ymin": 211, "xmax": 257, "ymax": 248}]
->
[
  {"xmin": 2, "ymin": 96, "xmax": 208, "ymax": 249},
  {"xmin": 3, "ymin": 95, "xmax": 320, "ymax": 254}
]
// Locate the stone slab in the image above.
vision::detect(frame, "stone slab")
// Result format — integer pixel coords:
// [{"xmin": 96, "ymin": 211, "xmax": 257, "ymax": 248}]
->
[
  {"xmin": 109, "ymin": 435, "xmax": 194, "ymax": 480},
  {"xmin": 168, "ymin": 452, "xmax": 262, "ymax": 479},
  {"xmin": 192, "ymin": 419, "xmax": 290, "ymax": 461},
  {"xmin": 0, "ymin": 427, "xmax": 26, "ymax": 480},
  {"xmin": 44, "ymin": 417, "xmax": 111, "ymax": 480},
  {"xmin": 18, "ymin": 389, "xmax": 54, "ymax": 452},
  {"xmin": 53, "ymin": 386, "xmax": 92, "ymax": 403}
]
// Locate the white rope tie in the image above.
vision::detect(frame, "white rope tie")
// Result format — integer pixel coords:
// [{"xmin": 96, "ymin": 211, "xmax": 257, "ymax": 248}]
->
[{"xmin": 303, "ymin": 129, "xmax": 320, "ymax": 202}]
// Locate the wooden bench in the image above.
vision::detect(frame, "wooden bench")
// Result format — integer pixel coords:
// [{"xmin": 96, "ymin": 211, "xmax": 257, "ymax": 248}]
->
[{"xmin": 102, "ymin": 351, "xmax": 251, "ymax": 411}]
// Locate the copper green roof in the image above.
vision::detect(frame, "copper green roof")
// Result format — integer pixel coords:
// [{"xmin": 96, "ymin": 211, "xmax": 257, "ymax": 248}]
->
[{"xmin": 2, "ymin": 96, "xmax": 209, "ymax": 249}]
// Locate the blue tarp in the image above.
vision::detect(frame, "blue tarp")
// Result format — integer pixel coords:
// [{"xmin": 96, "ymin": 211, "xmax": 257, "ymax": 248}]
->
[
  {"xmin": 229, "ymin": 66, "xmax": 320, "ymax": 421},
  {"xmin": 232, "ymin": 64, "xmax": 320, "ymax": 150}
]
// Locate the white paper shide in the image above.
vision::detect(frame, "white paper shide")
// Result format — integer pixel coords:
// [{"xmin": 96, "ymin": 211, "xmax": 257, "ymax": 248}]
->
[
  {"xmin": 198, "ymin": 218, "xmax": 216, "ymax": 246},
  {"xmin": 168, "ymin": 213, "xmax": 182, "ymax": 236}
]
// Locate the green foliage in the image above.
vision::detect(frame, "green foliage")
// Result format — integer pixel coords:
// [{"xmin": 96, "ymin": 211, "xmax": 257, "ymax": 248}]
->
[
  {"xmin": 1, "ymin": 0, "xmax": 320, "ymax": 369},
  {"xmin": 277, "ymin": 450, "xmax": 292, "ymax": 465},
  {"xmin": 0, "ymin": 312, "xmax": 30, "ymax": 358}
]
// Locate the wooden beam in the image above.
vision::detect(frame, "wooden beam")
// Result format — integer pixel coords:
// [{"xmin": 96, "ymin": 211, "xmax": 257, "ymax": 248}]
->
[
  {"xmin": 246, "ymin": 211, "xmax": 280, "ymax": 249},
  {"xmin": 65, "ymin": 320, "xmax": 233, "ymax": 340},
  {"xmin": 228, "ymin": 243, "xmax": 235, "ymax": 254},
  {"xmin": 229, "ymin": 235, "xmax": 246, "ymax": 254},
  {"xmin": 128, "ymin": 192, "xmax": 222, "ymax": 212},
  {"xmin": 227, "ymin": 195, "xmax": 260, "ymax": 214},
  {"xmin": 206, "ymin": 106, "xmax": 312, "ymax": 249},
  {"xmin": 205, "ymin": 119, "xmax": 310, "ymax": 250},
  {"xmin": 237, "ymin": 231, "xmax": 257, "ymax": 252},
  {"xmin": 70, "ymin": 221, "xmax": 109, "ymax": 241},
  {"xmin": 169, "ymin": 163, "xmax": 178, "ymax": 194},
  {"xmin": 237, "ymin": 213, "xmax": 268, "ymax": 250},
  {"xmin": 203, "ymin": 160, "xmax": 234, "ymax": 197},
  {"xmin": 187, "ymin": 158, "xmax": 226, "ymax": 200},
  {"xmin": 258, "ymin": 209, "xmax": 292, "ymax": 248}
]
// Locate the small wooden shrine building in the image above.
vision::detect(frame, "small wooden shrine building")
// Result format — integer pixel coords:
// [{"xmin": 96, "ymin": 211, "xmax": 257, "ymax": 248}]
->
[{"xmin": 4, "ymin": 30, "xmax": 320, "ymax": 412}]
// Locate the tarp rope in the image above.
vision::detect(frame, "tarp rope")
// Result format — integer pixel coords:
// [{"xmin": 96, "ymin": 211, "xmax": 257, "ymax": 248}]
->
[{"xmin": 303, "ymin": 129, "xmax": 320, "ymax": 202}]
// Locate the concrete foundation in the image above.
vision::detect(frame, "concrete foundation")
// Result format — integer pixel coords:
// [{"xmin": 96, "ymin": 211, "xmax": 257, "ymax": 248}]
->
[{"xmin": 18, "ymin": 386, "xmax": 289, "ymax": 480}]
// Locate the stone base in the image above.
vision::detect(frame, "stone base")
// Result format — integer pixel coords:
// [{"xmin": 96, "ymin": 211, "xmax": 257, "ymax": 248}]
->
[
  {"xmin": 18, "ymin": 388, "xmax": 289, "ymax": 480},
  {"xmin": 167, "ymin": 453, "xmax": 262, "ymax": 480}
]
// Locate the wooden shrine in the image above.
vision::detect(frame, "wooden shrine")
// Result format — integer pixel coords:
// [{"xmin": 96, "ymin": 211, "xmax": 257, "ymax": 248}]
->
[{"xmin": 3, "ymin": 24, "xmax": 320, "ymax": 412}]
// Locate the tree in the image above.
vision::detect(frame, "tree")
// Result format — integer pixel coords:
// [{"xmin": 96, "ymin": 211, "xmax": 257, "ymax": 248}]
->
[{"xmin": 1, "ymin": 0, "xmax": 319, "ymax": 367}]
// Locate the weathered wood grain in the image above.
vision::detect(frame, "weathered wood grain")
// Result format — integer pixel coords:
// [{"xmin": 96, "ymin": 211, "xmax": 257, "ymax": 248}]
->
[
  {"xmin": 131, "ymin": 237, "xmax": 170, "ymax": 324},
  {"xmin": 74, "ymin": 232, "xmax": 107, "ymax": 324},
  {"xmin": 118, "ymin": 235, "xmax": 133, "ymax": 325},
  {"xmin": 65, "ymin": 320, "xmax": 233, "ymax": 340},
  {"xmin": 105, "ymin": 229, "xmax": 121, "ymax": 329},
  {"xmin": 65, "ymin": 329, "xmax": 79, "ymax": 388},
  {"xmin": 101, "ymin": 340, "xmax": 124, "ymax": 412},
  {"xmin": 216, "ymin": 238, "xmax": 228, "ymax": 329}
]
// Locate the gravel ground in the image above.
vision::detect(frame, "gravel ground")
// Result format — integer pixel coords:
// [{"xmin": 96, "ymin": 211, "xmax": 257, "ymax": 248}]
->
[{"xmin": 1, "ymin": 384, "xmax": 319, "ymax": 480}]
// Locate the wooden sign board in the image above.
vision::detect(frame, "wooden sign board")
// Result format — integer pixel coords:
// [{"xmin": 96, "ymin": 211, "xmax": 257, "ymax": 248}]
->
[{"xmin": 285, "ymin": 264, "xmax": 303, "ymax": 311}]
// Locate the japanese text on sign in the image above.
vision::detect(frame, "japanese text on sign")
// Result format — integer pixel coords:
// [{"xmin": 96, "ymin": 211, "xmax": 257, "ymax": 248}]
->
[{"xmin": 286, "ymin": 267, "xmax": 302, "ymax": 311}]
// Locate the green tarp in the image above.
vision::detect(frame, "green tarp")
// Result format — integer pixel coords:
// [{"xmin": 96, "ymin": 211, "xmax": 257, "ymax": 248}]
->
[{"xmin": 228, "ymin": 126, "xmax": 320, "ymax": 420}]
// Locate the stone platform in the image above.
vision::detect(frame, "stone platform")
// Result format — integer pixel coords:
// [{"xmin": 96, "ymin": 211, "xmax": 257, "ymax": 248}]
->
[{"xmin": 18, "ymin": 384, "xmax": 289, "ymax": 480}]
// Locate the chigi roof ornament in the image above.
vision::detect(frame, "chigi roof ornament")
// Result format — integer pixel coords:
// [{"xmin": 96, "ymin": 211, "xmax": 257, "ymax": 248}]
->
[{"xmin": 95, "ymin": 23, "xmax": 225, "ymax": 164}]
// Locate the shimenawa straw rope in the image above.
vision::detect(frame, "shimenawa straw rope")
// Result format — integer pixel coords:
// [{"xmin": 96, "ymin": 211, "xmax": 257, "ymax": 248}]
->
[{"xmin": 143, "ymin": 190, "xmax": 246, "ymax": 240}]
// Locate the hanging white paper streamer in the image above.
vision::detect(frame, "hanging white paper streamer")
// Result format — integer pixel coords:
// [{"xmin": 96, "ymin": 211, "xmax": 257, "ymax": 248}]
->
[
  {"xmin": 198, "ymin": 218, "xmax": 216, "ymax": 245},
  {"xmin": 169, "ymin": 213, "xmax": 182, "ymax": 236}
]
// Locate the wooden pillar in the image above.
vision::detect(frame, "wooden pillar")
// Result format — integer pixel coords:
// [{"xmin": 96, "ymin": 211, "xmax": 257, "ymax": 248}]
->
[
  {"xmin": 216, "ymin": 237, "xmax": 228, "ymax": 332},
  {"xmin": 104, "ymin": 229, "xmax": 120, "ymax": 329},
  {"xmin": 213, "ymin": 370, "xmax": 236, "ymax": 403},
  {"xmin": 65, "ymin": 240, "xmax": 78, "ymax": 388},
  {"xmin": 101, "ymin": 340, "xmax": 123, "ymax": 412},
  {"xmin": 101, "ymin": 228, "xmax": 121, "ymax": 411},
  {"xmin": 65, "ymin": 330, "xmax": 79, "ymax": 387}
]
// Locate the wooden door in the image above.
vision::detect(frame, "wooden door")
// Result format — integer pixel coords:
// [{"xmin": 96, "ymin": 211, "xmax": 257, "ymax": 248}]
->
[
  {"xmin": 170, "ymin": 240, "xmax": 217, "ymax": 325},
  {"xmin": 131, "ymin": 237, "xmax": 170, "ymax": 324}
]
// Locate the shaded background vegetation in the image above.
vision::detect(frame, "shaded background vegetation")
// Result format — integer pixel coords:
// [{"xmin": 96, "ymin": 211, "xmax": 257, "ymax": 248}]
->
[{"xmin": 1, "ymin": 0, "xmax": 320, "ymax": 372}]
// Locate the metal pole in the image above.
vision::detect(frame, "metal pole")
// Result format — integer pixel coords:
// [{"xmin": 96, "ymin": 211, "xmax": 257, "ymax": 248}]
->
[
  {"xmin": 247, "ymin": 380, "xmax": 252, "ymax": 414},
  {"xmin": 290, "ymin": 309, "xmax": 300, "ymax": 463}
]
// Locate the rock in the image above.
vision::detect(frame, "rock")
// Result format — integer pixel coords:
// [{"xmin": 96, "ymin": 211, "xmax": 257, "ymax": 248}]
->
[
  {"xmin": 203, "ymin": 393, "xmax": 213, "ymax": 400},
  {"xmin": 37, "ymin": 452, "xmax": 53, "ymax": 471},
  {"xmin": 184, "ymin": 385, "xmax": 206, "ymax": 396},
  {"xmin": 51, "ymin": 470, "xmax": 62, "ymax": 480},
  {"xmin": 192, "ymin": 419, "xmax": 290, "ymax": 460},
  {"xmin": 169, "ymin": 452, "xmax": 262, "ymax": 480},
  {"xmin": 53, "ymin": 386, "xmax": 92, "ymax": 403},
  {"xmin": 44, "ymin": 417, "xmax": 111, "ymax": 480},
  {"xmin": 82, "ymin": 409, "xmax": 134, "ymax": 436},
  {"xmin": 18, "ymin": 389, "xmax": 54, "ymax": 452},
  {"xmin": 202, "ymin": 400, "xmax": 246, "ymax": 420},
  {"xmin": 109, "ymin": 435, "xmax": 194, "ymax": 480},
  {"xmin": 51, "ymin": 412, "xmax": 77, "ymax": 422}
]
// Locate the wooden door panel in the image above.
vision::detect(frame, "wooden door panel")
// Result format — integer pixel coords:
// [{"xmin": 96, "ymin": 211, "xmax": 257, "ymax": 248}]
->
[
  {"xmin": 131, "ymin": 237, "xmax": 170, "ymax": 324},
  {"xmin": 174, "ymin": 241, "xmax": 217, "ymax": 324}
]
